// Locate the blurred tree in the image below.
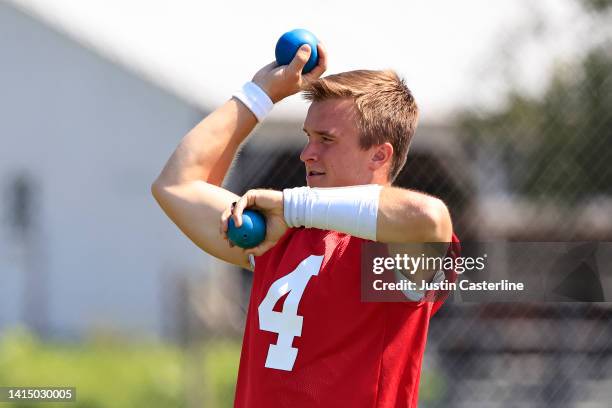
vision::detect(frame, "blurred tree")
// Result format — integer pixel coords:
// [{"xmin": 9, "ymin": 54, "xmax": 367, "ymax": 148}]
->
[
  {"xmin": 458, "ymin": 1, "xmax": 612, "ymax": 202},
  {"xmin": 581, "ymin": 0, "xmax": 612, "ymax": 12}
]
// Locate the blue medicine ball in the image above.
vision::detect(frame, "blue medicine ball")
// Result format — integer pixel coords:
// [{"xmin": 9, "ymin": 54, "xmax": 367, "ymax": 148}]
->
[
  {"xmin": 228, "ymin": 210, "xmax": 267, "ymax": 249},
  {"xmin": 275, "ymin": 29, "xmax": 319, "ymax": 74}
]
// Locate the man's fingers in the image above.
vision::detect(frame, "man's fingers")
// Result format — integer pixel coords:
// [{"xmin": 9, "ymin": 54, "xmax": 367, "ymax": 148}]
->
[
  {"xmin": 232, "ymin": 192, "xmax": 255, "ymax": 227},
  {"xmin": 288, "ymin": 44, "xmax": 311, "ymax": 73},
  {"xmin": 220, "ymin": 207, "xmax": 234, "ymax": 247},
  {"xmin": 232, "ymin": 198, "xmax": 246, "ymax": 227},
  {"xmin": 304, "ymin": 42, "xmax": 327, "ymax": 79},
  {"xmin": 220, "ymin": 207, "xmax": 231, "ymax": 235},
  {"xmin": 246, "ymin": 240, "xmax": 275, "ymax": 257}
]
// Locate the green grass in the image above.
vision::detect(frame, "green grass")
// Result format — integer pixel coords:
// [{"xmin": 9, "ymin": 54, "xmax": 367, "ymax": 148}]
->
[
  {"xmin": 0, "ymin": 328, "xmax": 241, "ymax": 408},
  {"xmin": 0, "ymin": 328, "xmax": 445, "ymax": 407}
]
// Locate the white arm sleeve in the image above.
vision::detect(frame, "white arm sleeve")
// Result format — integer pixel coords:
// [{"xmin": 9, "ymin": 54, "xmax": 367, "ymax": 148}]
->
[{"xmin": 283, "ymin": 185, "xmax": 383, "ymax": 241}]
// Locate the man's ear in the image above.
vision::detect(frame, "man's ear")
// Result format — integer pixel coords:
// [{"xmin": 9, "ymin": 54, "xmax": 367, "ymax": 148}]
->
[{"xmin": 370, "ymin": 142, "xmax": 394, "ymax": 170}]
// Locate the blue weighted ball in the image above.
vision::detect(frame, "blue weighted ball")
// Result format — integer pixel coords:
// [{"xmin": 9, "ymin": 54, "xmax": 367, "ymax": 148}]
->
[
  {"xmin": 275, "ymin": 29, "xmax": 319, "ymax": 74},
  {"xmin": 228, "ymin": 209, "xmax": 267, "ymax": 249}
]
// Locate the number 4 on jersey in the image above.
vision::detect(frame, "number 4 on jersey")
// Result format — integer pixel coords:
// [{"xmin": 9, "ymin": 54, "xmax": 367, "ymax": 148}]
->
[{"xmin": 257, "ymin": 255, "xmax": 324, "ymax": 371}]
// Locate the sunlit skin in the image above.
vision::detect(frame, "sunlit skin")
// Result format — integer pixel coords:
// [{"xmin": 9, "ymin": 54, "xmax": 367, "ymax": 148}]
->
[{"xmin": 301, "ymin": 98, "xmax": 394, "ymax": 188}]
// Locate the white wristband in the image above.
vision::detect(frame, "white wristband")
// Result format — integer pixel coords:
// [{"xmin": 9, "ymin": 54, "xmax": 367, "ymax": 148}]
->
[
  {"xmin": 283, "ymin": 185, "xmax": 383, "ymax": 241},
  {"xmin": 232, "ymin": 82, "xmax": 273, "ymax": 122}
]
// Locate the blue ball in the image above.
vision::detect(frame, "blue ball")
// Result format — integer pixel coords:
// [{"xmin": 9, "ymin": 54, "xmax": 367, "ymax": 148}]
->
[
  {"xmin": 228, "ymin": 210, "xmax": 267, "ymax": 249},
  {"xmin": 275, "ymin": 29, "xmax": 319, "ymax": 74}
]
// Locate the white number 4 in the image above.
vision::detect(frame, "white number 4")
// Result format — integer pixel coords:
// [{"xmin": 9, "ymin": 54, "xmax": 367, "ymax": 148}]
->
[{"xmin": 257, "ymin": 255, "xmax": 324, "ymax": 371}]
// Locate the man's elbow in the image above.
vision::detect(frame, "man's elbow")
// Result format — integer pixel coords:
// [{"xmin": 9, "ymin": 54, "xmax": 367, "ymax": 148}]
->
[
  {"xmin": 150, "ymin": 180, "xmax": 181, "ymax": 222},
  {"xmin": 151, "ymin": 178, "xmax": 172, "ymax": 204},
  {"xmin": 422, "ymin": 198, "xmax": 453, "ymax": 242},
  {"xmin": 150, "ymin": 179, "xmax": 164, "ymax": 200}
]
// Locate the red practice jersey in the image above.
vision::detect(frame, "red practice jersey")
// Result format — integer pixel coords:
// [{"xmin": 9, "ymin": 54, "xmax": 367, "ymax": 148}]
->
[{"xmin": 234, "ymin": 228, "xmax": 460, "ymax": 408}]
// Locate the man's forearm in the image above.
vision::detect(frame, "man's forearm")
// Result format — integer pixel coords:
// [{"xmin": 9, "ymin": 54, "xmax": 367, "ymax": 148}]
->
[
  {"xmin": 227, "ymin": 185, "xmax": 453, "ymax": 256},
  {"xmin": 154, "ymin": 98, "xmax": 257, "ymax": 187},
  {"xmin": 280, "ymin": 185, "xmax": 452, "ymax": 242}
]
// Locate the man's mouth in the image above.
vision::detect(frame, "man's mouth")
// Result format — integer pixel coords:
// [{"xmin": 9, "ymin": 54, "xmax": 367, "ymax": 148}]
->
[{"xmin": 307, "ymin": 171, "xmax": 325, "ymax": 177}]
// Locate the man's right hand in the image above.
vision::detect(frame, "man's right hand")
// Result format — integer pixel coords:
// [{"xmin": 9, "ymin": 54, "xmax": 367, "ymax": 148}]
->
[{"xmin": 252, "ymin": 43, "xmax": 328, "ymax": 103}]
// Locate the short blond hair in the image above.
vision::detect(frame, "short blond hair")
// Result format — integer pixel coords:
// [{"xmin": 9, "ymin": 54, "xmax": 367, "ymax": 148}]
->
[{"xmin": 303, "ymin": 70, "xmax": 418, "ymax": 182}]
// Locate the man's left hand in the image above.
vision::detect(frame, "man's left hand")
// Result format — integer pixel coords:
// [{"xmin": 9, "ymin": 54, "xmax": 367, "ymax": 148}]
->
[{"xmin": 220, "ymin": 189, "xmax": 288, "ymax": 257}]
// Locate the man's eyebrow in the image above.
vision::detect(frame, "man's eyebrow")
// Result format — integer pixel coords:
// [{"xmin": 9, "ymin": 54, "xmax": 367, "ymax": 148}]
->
[{"xmin": 302, "ymin": 128, "xmax": 336, "ymax": 138}]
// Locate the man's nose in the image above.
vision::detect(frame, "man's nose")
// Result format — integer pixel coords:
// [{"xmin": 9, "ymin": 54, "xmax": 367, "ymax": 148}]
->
[{"xmin": 300, "ymin": 142, "xmax": 319, "ymax": 163}]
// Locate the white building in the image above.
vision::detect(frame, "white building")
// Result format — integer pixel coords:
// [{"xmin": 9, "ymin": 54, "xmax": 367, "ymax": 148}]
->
[{"xmin": 0, "ymin": 2, "xmax": 220, "ymax": 338}]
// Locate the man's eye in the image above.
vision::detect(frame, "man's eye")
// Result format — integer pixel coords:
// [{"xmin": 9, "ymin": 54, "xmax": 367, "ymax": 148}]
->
[{"xmin": 322, "ymin": 137, "xmax": 333, "ymax": 142}]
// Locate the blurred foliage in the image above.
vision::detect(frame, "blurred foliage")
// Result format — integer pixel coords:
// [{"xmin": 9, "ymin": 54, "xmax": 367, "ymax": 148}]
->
[
  {"xmin": 458, "ymin": 45, "xmax": 612, "ymax": 201},
  {"xmin": 458, "ymin": 0, "xmax": 612, "ymax": 202},
  {"xmin": 580, "ymin": 0, "xmax": 612, "ymax": 12},
  {"xmin": 0, "ymin": 328, "xmax": 240, "ymax": 408},
  {"xmin": 418, "ymin": 368, "xmax": 446, "ymax": 405}
]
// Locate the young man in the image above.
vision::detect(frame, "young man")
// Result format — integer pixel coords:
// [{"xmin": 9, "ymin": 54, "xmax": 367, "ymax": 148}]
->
[{"xmin": 152, "ymin": 44, "xmax": 457, "ymax": 407}]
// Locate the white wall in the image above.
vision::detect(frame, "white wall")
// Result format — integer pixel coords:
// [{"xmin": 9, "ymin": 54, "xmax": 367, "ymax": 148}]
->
[{"xmin": 0, "ymin": 3, "xmax": 215, "ymax": 337}]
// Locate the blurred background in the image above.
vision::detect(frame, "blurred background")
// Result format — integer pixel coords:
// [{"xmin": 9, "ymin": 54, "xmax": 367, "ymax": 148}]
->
[{"xmin": 1, "ymin": 0, "xmax": 611, "ymax": 406}]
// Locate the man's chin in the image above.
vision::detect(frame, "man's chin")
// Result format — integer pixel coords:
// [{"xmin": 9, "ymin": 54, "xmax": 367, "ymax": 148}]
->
[{"xmin": 306, "ymin": 176, "xmax": 326, "ymax": 188}]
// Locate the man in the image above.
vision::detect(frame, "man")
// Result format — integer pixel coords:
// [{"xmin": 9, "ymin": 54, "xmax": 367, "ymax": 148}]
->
[{"xmin": 152, "ymin": 43, "xmax": 457, "ymax": 407}]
